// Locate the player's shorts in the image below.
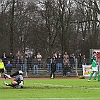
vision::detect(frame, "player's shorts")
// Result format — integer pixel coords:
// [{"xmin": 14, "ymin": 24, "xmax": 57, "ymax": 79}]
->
[
  {"xmin": 92, "ymin": 67, "xmax": 98, "ymax": 72},
  {"xmin": 0, "ymin": 69, "xmax": 4, "ymax": 73}
]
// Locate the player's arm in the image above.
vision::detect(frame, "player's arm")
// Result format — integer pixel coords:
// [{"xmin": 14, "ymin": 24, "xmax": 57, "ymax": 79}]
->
[
  {"xmin": 19, "ymin": 76, "xmax": 24, "ymax": 86},
  {"xmin": 19, "ymin": 80, "xmax": 23, "ymax": 86}
]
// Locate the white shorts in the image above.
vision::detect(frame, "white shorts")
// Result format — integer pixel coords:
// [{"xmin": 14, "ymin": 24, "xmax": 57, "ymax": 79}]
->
[{"xmin": 92, "ymin": 67, "xmax": 98, "ymax": 72}]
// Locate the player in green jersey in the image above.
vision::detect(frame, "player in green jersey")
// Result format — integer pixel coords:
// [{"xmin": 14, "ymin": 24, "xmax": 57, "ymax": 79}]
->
[{"xmin": 88, "ymin": 52, "xmax": 98, "ymax": 81}]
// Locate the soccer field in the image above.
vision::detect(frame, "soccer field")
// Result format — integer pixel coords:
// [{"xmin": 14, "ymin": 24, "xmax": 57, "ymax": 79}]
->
[{"xmin": 0, "ymin": 77, "xmax": 100, "ymax": 100}]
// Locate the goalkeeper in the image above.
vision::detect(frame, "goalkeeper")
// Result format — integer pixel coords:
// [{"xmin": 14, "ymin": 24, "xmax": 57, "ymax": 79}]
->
[
  {"xmin": 88, "ymin": 52, "xmax": 98, "ymax": 81},
  {"xmin": 3, "ymin": 70, "xmax": 24, "ymax": 88}
]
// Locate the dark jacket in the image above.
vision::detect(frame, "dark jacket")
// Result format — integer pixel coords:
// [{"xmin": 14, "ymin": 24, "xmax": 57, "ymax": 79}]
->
[
  {"xmin": 15, "ymin": 58, "xmax": 22, "ymax": 65},
  {"xmin": 46, "ymin": 57, "xmax": 51, "ymax": 64},
  {"xmin": 32, "ymin": 58, "xmax": 38, "ymax": 65},
  {"xmin": 66, "ymin": 66, "xmax": 71, "ymax": 72},
  {"xmin": 51, "ymin": 62, "xmax": 56, "ymax": 72}
]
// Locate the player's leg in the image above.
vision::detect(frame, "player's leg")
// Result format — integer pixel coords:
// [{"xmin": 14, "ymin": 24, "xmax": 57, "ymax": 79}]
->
[
  {"xmin": 10, "ymin": 71, "xmax": 19, "ymax": 77},
  {"xmin": 4, "ymin": 71, "xmax": 19, "ymax": 79},
  {"xmin": 93, "ymin": 67, "xmax": 98, "ymax": 80},
  {"xmin": 0, "ymin": 69, "xmax": 5, "ymax": 78},
  {"xmin": 4, "ymin": 74, "xmax": 11, "ymax": 79},
  {"xmin": 51, "ymin": 71, "xmax": 55, "ymax": 79},
  {"xmin": 4, "ymin": 81, "xmax": 18, "ymax": 87},
  {"xmin": 4, "ymin": 70, "xmax": 23, "ymax": 79},
  {"xmin": 0, "ymin": 73, "xmax": 1, "ymax": 77},
  {"xmin": 3, "ymin": 81, "xmax": 23, "ymax": 88},
  {"xmin": 0, "ymin": 69, "xmax": 2, "ymax": 77},
  {"xmin": 93, "ymin": 71, "xmax": 98, "ymax": 80},
  {"xmin": 3, "ymin": 81, "xmax": 12, "ymax": 86},
  {"xmin": 88, "ymin": 71, "xmax": 94, "ymax": 81},
  {"xmin": 50, "ymin": 71, "xmax": 54, "ymax": 78}
]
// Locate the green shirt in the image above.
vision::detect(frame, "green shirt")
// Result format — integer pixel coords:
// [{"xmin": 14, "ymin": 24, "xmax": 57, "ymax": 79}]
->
[{"xmin": 91, "ymin": 55, "xmax": 97, "ymax": 67}]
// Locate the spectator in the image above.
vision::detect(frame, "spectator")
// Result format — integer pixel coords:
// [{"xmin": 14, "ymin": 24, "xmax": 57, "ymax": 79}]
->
[
  {"xmin": 77, "ymin": 53, "xmax": 82, "ymax": 68},
  {"xmin": 63, "ymin": 52, "xmax": 69, "ymax": 66},
  {"xmin": 7, "ymin": 52, "xmax": 14, "ymax": 64},
  {"xmin": 1, "ymin": 52, "xmax": 7, "ymax": 66},
  {"xmin": 63, "ymin": 52, "xmax": 69, "ymax": 67},
  {"xmin": 37, "ymin": 52, "xmax": 42, "ymax": 68},
  {"xmin": 52, "ymin": 53, "xmax": 57, "ymax": 61},
  {"xmin": 32, "ymin": 55, "xmax": 38, "ymax": 74},
  {"xmin": 15, "ymin": 56, "xmax": 22, "ymax": 71},
  {"xmin": 5, "ymin": 61, "xmax": 12, "ymax": 75},
  {"xmin": 63, "ymin": 52, "xmax": 71, "ymax": 77},
  {"xmin": 24, "ymin": 55, "xmax": 28, "ymax": 77},
  {"xmin": 66, "ymin": 65, "xmax": 71, "ymax": 77},
  {"xmin": 56, "ymin": 54, "xmax": 63, "ymax": 72},
  {"xmin": 82, "ymin": 55, "xmax": 86, "ymax": 65},
  {"xmin": 69, "ymin": 54, "xmax": 75, "ymax": 69},
  {"xmin": 46, "ymin": 55, "xmax": 51, "ymax": 72},
  {"xmin": 54, "ymin": 52, "xmax": 57, "ymax": 59},
  {"xmin": 27, "ymin": 53, "xmax": 32, "ymax": 70},
  {"xmin": 16, "ymin": 50, "xmax": 22, "ymax": 57},
  {"xmin": 0, "ymin": 58, "xmax": 5, "ymax": 77},
  {"xmin": 63, "ymin": 64, "xmax": 67, "ymax": 77},
  {"xmin": 20, "ymin": 56, "xmax": 25, "ymax": 72},
  {"xmin": 50, "ymin": 59, "xmax": 56, "ymax": 79}
]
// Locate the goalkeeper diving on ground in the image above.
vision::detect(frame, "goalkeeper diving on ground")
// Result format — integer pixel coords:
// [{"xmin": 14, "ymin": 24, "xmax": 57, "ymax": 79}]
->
[{"xmin": 3, "ymin": 70, "xmax": 24, "ymax": 88}]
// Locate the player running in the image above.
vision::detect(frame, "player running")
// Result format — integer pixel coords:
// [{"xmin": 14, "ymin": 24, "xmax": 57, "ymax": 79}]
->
[
  {"xmin": 3, "ymin": 70, "xmax": 24, "ymax": 88},
  {"xmin": 88, "ymin": 51, "xmax": 98, "ymax": 81}
]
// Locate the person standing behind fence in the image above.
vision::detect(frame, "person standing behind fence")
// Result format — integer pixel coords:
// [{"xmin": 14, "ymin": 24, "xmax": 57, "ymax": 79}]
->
[
  {"xmin": 77, "ymin": 53, "xmax": 82, "ymax": 68},
  {"xmin": 88, "ymin": 52, "xmax": 98, "ymax": 81},
  {"xmin": 7, "ymin": 52, "xmax": 14, "ymax": 65},
  {"xmin": 15, "ymin": 56, "xmax": 22, "ymax": 71},
  {"xmin": 63, "ymin": 57, "xmax": 70, "ymax": 77},
  {"xmin": 66, "ymin": 65, "xmax": 71, "ymax": 77},
  {"xmin": 63, "ymin": 64, "xmax": 67, "ymax": 77},
  {"xmin": 16, "ymin": 50, "xmax": 22, "ymax": 57},
  {"xmin": 37, "ymin": 52, "xmax": 42, "ymax": 68},
  {"xmin": 27, "ymin": 53, "xmax": 32, "ymax": 70},
  {"xmin": 56, "ymin": 53, "xmax": 63, "ymax": 72},
  {"xmin": 46, "ymin": 55, "xmax": 51, "ymax": 72},
  {"xmin": 69, "ymin": 54, "xmax": 75, "ymax": 69},
  {"xmin": 63, "ymin": 52, "xmax": 69, "ymax": 64},
  {"xmin": 82, "ymin": 55, "xmax": 87, "ymax": 65},
  {"xmin": 1, "ymin": 52, "xmax": 7, "ymax": 66},
  {"xmin": 20, "ymin": 56, "xmax": 25, "ymax": 72},
  {"xmin": 5, "ymin": 61, "xmax": 12, "ymax": 75},
  {"xmin": 32, "ymin": 55, "xmax": 38, "ymax": 74},
  {"xmin": 23, "ymin": 55, "xmax": 28, "ymax": 77}
]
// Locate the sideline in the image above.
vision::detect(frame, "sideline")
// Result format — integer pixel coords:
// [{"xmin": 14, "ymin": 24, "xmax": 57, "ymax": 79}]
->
[{"xmin": 0, "ymin": 97, "xmax": 100, "ymax": 100}]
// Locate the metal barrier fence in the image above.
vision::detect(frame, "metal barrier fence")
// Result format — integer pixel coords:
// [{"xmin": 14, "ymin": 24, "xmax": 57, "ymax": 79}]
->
[{"xmin": 2, "ymin": 58, "xmax": 90, "ymax": 77}]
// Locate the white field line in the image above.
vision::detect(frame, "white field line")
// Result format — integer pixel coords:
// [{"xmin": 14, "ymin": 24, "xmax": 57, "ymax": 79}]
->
[
  {"xmin": 1, "ymin": 97, "xmax": 100, "ymax": 100},
  {"xmin": 34, "ymin": 83, "xmax": 75, "ymax": 88},
  {"xmin": 33, "ymin": 83, "xmax": 100, "ymax": 89}
]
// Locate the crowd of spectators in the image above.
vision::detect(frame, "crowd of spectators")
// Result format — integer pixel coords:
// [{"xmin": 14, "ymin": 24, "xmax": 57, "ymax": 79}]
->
[
  {"xmin": 47, "ymin": 51, "xmax": 87, "ymax": 77},
  {"xmin": 0, "ymin": 50, "xmax": 87, "ymax": 77}
]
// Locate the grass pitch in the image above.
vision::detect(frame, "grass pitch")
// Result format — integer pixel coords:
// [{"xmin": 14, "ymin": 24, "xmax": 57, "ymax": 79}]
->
[{"xmin": 0, "ymin": 77, "xmax": 100, "ymax": 100}]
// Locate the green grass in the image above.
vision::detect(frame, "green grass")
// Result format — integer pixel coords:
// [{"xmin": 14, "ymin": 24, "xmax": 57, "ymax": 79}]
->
[{"xmin": 0, "ymin": 78, "xmax": 100, "ymax": 100}]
